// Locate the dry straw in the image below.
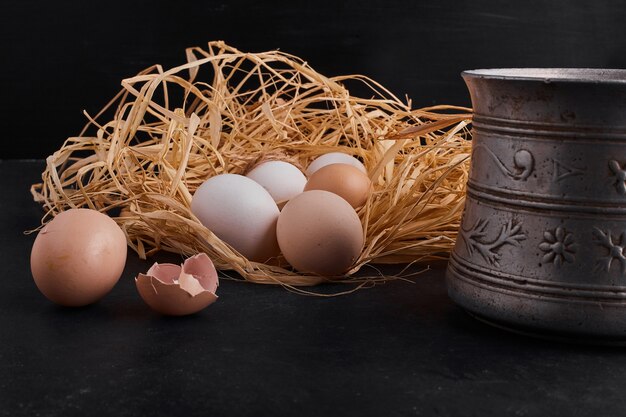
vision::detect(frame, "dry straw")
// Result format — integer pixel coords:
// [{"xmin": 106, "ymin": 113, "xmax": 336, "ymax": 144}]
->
[{"xmin": 31, "ymin": 41, "xmax": 472, "ymax": 288}]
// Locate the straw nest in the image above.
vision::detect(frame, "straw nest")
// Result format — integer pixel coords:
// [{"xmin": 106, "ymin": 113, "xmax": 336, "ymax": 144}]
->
[{"xmin": 31, "ymin": 41, "xmax": 472, "ymax": 289}]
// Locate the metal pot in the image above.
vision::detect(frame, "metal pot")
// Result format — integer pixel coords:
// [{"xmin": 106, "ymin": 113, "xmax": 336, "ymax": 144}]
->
[{"xmin": 446, "ymin": 68, "xmax": 626, "ymax": 342}]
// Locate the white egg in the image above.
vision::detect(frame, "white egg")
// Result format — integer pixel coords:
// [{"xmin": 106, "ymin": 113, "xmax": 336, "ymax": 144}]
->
[
  {"xmin": 246, "ymin": 161, "xmax": 307, "ymax": 207},
  {"xmin": 191, "ymin": 174, "xmax": 280, "ymax": 262},
  {"xmin": 306, "ymin": 152, "xmax": 367, "ymax": 176}
]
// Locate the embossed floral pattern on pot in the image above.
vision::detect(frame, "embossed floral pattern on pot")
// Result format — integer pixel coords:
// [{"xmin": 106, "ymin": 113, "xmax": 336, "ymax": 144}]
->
[
  {"xmin": 539, "ymin": 227, "xmax": 576, "ymax": 267},
  {"xmin": 593, "ymin": 228, "xmax": 626, "ymax": 275}
]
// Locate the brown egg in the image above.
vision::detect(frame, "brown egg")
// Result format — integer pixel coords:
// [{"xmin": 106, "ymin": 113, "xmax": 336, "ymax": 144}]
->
[
  {"xmin": 136, "ymin": 253, "xmax": 218, "ymax": 316},
  {"xmin": 277, "ymin": 190, "xmax": 364, "ymax": 276},
  {"xmin": 30, "ymin": 208, "xmax": 128, "ymax": 307},
  {"xmin": 304, "ymin": 163, "xmax": 372, "ymax": 208}
]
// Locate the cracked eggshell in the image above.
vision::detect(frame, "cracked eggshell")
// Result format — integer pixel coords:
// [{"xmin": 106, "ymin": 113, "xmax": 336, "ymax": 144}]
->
[{"xmin": 136, "ymin": 253, "xmax": 218, "ymax": 316}]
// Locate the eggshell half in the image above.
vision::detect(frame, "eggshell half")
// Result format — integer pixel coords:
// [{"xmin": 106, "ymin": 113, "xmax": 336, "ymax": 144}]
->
[
  {"xmin": 277, "ymin": 190, "xmax": 364, "ymax": 276},
  {"xmin": 136, "ymin": 253, "xmax": 218, "ymax": 316}
]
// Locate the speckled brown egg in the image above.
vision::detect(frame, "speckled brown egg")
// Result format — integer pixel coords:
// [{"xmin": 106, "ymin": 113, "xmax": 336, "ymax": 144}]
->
[
  {"xmin": 276, "ymin": 190, "xmax": 364, "ymax": 276},
  {"xmin": 304, "ymin": 163, "xmax": 372, "ymax": 208}
]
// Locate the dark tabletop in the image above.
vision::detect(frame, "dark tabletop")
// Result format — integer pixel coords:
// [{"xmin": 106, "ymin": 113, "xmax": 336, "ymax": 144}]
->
[{"xmin": 2, "ymin": 160, "xmax": 626, "ymax": 417}]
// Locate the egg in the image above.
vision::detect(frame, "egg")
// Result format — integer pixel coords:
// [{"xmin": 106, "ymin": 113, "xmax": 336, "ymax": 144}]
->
[
  {"xmin": 136, "ymin": 253, "xmax": 218, "ymax": 316},
  {"xmin": 277, "ymin": 190, "xmax": 364, "ymax": 276},
  {"xmin": 30, "ymin": 208, "xmax": 128, "ymax": 306},
  {"xmin": 304, "ymin": 163, "xmax": 372, "ymax": 208},
  {"xmin": 191, "ymin": 174, "xmax": 280, "ymax": 262},
  {"xmin": 246, "ymin": 160, "xmax": 307, "ymax": 207},
  {"xmin": 306, "ymin": 152, "xmax": 366, "ymax": 176}
]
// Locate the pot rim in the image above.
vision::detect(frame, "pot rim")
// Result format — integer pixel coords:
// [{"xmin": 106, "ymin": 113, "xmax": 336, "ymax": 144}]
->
[{"xmin": 462, "ymin": 68, "xmax": 626, "ymax": 84}]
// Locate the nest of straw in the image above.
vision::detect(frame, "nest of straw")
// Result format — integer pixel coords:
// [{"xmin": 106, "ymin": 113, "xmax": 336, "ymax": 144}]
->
[{"xmin": 31, "ymin": 41, "xmax": 472, "ymax": 287}]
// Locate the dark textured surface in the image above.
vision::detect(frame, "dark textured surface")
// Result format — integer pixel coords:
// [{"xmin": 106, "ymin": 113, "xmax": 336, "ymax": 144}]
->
[
  {"xmin": 3, "ymin": 160, "xmax": 626, "ymax": 417},
  {"xmin": 4, "ymin": 0, "xmax": 626, "ymax": 158}
]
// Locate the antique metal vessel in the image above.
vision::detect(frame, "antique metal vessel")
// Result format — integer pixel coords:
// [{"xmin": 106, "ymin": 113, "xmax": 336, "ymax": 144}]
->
[{"xmin": 446, "ymin": 68, "xmax": 626, "ymax": 342}]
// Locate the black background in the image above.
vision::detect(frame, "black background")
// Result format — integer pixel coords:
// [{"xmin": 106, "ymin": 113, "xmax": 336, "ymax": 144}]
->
[
  {"xmin": 6, "ymin": 3, "xmax": 626, "ymax": 414},
  {"xmin": 3, "ymin": 0, "xmax": 626, "ymax": 159}
]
